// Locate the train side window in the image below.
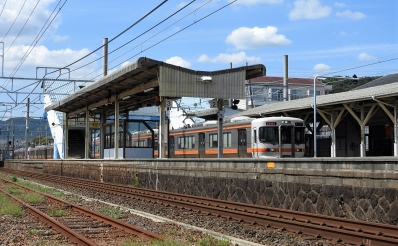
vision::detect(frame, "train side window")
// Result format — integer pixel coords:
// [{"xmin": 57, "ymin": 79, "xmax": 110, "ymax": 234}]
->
[
  {"xmin": 223, "ymin": 132, "xmax": 231, "ymax": 147},
  {"xmin": 178, "ymin": 135, "xmax": 195, "ymax": 149},
  {"xmin": 209, "ymin": 133, "xmax": 218, "ymax": 148},
  {"xmin": 253, "ymin": 130, "xmax": 257, "ymax": 143}
]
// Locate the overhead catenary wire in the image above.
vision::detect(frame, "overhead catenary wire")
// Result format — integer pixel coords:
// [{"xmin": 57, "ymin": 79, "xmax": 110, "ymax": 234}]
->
[
  {"xmin": 69, "ymin": 0, "xmax": 197, "ymax": 79},
  {"xmin": 0, "ymin": 0, "xmax": 7, "ymax": 18},
  {"xmin": 57, "ymin": 0, "xmax": 168, "ymax": 71},
  {"xmin": 1, "ymin": 0, "xmax": 65, "ymax": 90},
  {"xmin": 4, "ymin": 0, "xmax": 41, "ymax": 55},
  {"xmin": 0, "ymin": 0, "xmax": 27, "ymax": 43},
  {"xmin": 91, "ymin": 0, "xmax": 238, "ymax": 81}
]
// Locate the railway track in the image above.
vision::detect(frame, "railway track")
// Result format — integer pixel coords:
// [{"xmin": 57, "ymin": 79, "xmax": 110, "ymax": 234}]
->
[
  {"xmin": 0, "ymin": 175, "xmax": 162, "ymax": 246},
  {"xmin": 2, "ymin": 168, "xmax": 398, "ymax": 246}
]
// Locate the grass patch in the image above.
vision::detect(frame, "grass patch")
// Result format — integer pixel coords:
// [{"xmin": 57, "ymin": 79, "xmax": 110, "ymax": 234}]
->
[
  {"xmin": 21, "ymin": 192, "xmax": 45, "ymax": 204},
  {"xmin": 197, "ymin": 235, "xmax": 230, "ymax": 246},
  {"xmin": 134, "ymin": 177, "xmax": 142, "ymax": 188},
  {"xmin": 51, "ymin": 191, "xmax": 65, "ymax": 198},
  {"xmin": 121, "ymin": 238, "xmax": 185, "ymax": 246},
  {"xmin": 101, "ymin": 206, "xmax": 122, "ymax": 219},
  {"xmin": 9, "ymin": 175, "xmax": 18, "ymax": 182},
  {"xmin": 5, "ymin": 185, "xmax": 23, "ymax": 195},
  {"xmin": 119, "ymin": 234, "xmax": 230, "ymax": 246},
  {"xmin": 17, "ymin": 180, "xmax": 52, "ymax": 193},
  {"xmin": 0, "ymin": 193, "xmax": 24, "ymax": 217},
  {"xmin": 28, "ymin": 228, "xmax": 40, "ymax": 235},
  {"xmin": 49, "ymin": 208, "xmax": 68, "ymax": 217}
]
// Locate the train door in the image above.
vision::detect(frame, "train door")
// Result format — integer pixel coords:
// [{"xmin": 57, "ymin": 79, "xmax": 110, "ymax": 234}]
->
[
  {"xmin": 198, "ymin": 133, "xmax": 205, "ymax": 158},
  {"xmin": 168, "ymin": 136, "xmax": 175, "ymax": 158},
  {"xmin": 279, "ymin": 125, "xmax": 295, "ymax": 157},
  {"xmin": 252, "ymin": 128, "xmax": 258, "ymax": 158},
  {"xmin": 238, "ymin": 129, "xmax": 247, "ymax": 157}
]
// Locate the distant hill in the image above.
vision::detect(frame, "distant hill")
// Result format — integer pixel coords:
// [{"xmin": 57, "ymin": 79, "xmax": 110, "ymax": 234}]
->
[{"xmin": 0, "ymin": 117, "xmax": 51, "ymax": 145}]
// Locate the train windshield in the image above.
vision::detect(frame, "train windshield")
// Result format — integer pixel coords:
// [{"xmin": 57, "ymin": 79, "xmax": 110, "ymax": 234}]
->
[
  {"xmin": 259, "ymin": 127, "xmax": 278, "ymax": 144},
  {"xmin": 295, "ymin": 127, "xmax": 305, "ymax": 144},
  {"xmin": 259, "ymin": 126, "xmax": 305, "ymax": 144}
]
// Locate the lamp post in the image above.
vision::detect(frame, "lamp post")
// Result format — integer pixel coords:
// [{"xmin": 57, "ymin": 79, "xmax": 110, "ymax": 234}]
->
[{"xmin": 313, "ymin": 75, "xmax": 358, "ymax": 157}]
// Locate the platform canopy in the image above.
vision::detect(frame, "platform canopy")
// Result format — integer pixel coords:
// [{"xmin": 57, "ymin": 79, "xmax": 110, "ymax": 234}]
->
[{"xmin": 45, "ymin": 57, "xmax": 265, "ymax": 116}]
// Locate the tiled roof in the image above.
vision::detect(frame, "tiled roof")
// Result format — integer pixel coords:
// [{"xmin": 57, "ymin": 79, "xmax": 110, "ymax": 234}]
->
[
  {"xmin": 249, "ymin": 76, "xmax": 323, "ymax": 85},
  {"xmin": 354, "ymin": 73, "xmax": 398, "ymax": 90},
  {"xmin": 226, "ymin": 80, "xmax": 398, "ymax": 118}
]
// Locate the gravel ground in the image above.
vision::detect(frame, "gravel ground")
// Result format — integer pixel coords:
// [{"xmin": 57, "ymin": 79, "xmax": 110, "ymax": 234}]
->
[{"xmin": 0, "ymin": 172, "xmax": 349, "ymax": 246}]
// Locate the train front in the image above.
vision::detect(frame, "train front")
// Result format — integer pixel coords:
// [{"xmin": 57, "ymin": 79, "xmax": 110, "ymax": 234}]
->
[{"xmin": 251, "ymin": 117, "xmax": 306, "ymax": 158}]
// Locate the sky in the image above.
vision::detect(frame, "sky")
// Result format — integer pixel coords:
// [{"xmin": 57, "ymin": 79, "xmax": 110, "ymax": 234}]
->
[{"xmin": 0, "ymin": 0, "xmax": 397, "ymax": 119}]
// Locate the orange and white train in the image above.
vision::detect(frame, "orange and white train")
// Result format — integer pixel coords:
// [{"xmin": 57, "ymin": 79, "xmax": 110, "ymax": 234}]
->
[
  {"xmin": 165, "ymin": 116, "xmax": 306, "ymax": 158},
  {"xmin": 14, "ymin": 116, "xmax": 306, "ymax": 159}
]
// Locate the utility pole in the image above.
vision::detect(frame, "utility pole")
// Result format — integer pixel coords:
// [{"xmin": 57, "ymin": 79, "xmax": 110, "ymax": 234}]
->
[{"xmin": 25, "ymin": 98, "xmax": 30, "ymax": 159}]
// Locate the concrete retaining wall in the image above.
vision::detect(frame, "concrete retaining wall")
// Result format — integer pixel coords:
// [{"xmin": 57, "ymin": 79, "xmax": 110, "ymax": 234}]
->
[{"xmin": 4, "ymin": 157, "xmax": 398, "ymax": 225}]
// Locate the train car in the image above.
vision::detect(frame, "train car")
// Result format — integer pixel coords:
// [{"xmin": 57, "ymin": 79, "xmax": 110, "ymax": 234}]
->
[
  {"xmin": 88, "ymin": 116, "xmax": 306, "ymax": 159},
  {"xmin": 14, "ymin": 148, "xmax": 25, "ymax": 159},
  {"xmin": 251, "ymin": 116, "xmax": 305, "ymax": 158},
  {"xmin": 168, "ymin": 116, "xmax": 254, "ymax": 158}
]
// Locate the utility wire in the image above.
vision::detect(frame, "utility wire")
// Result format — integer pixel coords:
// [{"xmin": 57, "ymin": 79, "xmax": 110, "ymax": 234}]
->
[
  {"xmin": 320, "ymin": 57, "xmax": 398, "ymax": 77},
  {"xmin": 0, "ymin": 0, "xmax": 7, "ymax": 18},
  {"xmin": 0, "ymin": 0, "xmax": 27, "ymax": 42},
  {"xmin": 92, "ymin": 0, "xmax": 237, "ymax": 81},
  {"xmin": 1, "ymin": 0, "xmax": 64, "ymax": 90},
  {"xmin": 58, "ymin": 0, "xmax": 168, "ymax": 71},
  {"xmin": 4, "ymin": 0, "xmax": 41, "ymax": 55},
  {"xmin": 83, "ymin": 0, "xmax": 220, "ymax": 80},
  {"xmin": 70, "ymin": 0, "xmax": 196, "ymax": 78}
]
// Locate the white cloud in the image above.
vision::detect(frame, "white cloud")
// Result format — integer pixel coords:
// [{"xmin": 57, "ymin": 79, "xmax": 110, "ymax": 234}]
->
[
  {"xmin": 230, "ymin": 0, "xmax": 283, "ymax": 5},
  {"xmin": 0, "ymin": 0, "xmax": 62, "ymax": 46},
  {"xmin": 165, "ymin": 56, "xmax": 191, "ymax": 68},
  {"xmin": 289, "ymin": 0, "xmax": 332, "ymax": 20},
  {"xmin": 313, "ymin": 63, "xmax": 331, "ymax": 72},
  {"xmin": 358, "ymin": 52, "xmax": 376, "ymax": 61},
  {"xmin": 336, "ymin": 10, "xmax": 366, "ymax": 20},
  {"xmin": 334, "ymin": 2, "xmax": 345, "ymax": 7},
  {"xmin": 5, "ymin": 45, "xmax": 95, "ymax": 77},
  {"xmin": 198, "ymin": 52, "xmax": 261, "ymax": 64},
  {"xmin": 226, "ymin": 26, "xmax": 291, "ymax": 50},
  {"xmin": 53, "ymin": 35, "xmax": 69, "ymax": 42}
]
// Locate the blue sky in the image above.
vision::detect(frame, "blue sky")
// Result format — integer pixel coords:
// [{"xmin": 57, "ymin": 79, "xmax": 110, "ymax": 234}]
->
[{"xmin": 0, "ymin": 0, "xmax": 397, "ymax": 118}]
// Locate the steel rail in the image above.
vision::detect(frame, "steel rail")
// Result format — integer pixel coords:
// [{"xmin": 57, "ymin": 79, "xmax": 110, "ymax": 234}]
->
[
  {"xmin": 1, "ymin": 177, "xmax": 162, "ymax": 242},
  {"xmin": 3, "ymin": 168, "xmax": 398, "ymax": 245},
  {"xmin": 0, "ymin": 188, "xmax": 97, "ymax": 246}
]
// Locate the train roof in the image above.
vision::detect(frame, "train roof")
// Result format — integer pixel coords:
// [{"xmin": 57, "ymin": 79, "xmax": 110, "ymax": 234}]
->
[{"xmin": 252, "ymin": 116, "xmax": 303, "ymax": 123}]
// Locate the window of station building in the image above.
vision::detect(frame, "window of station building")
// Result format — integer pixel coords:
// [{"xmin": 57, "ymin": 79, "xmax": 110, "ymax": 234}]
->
[
  {"xmin": 270, "ymin": 88, "xmax": 283, "ymax": 101},
  {"xmin": 308, "ymin": 90, "xmax": 321, "ymax": 97},
  {"xmin": 290, "ymin": 89, "xmax": 302, "ymax": 100},
  {"xmin": 126, "ymin": 122, "xmax": 152, "ymax": 148},
  {"xmin": 209, "ymin": 133, "xmax": 218, "ymax": 148},
  {"xmin": 178, "ymin": 135, "xmax": 195, "ymax": 149}
]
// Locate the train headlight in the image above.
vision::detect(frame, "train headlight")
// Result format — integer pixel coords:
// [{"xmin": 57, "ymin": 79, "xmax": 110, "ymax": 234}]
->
[{"xmin": 296, "ymin": 149, "xmax": 302, "ymax": 152}]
